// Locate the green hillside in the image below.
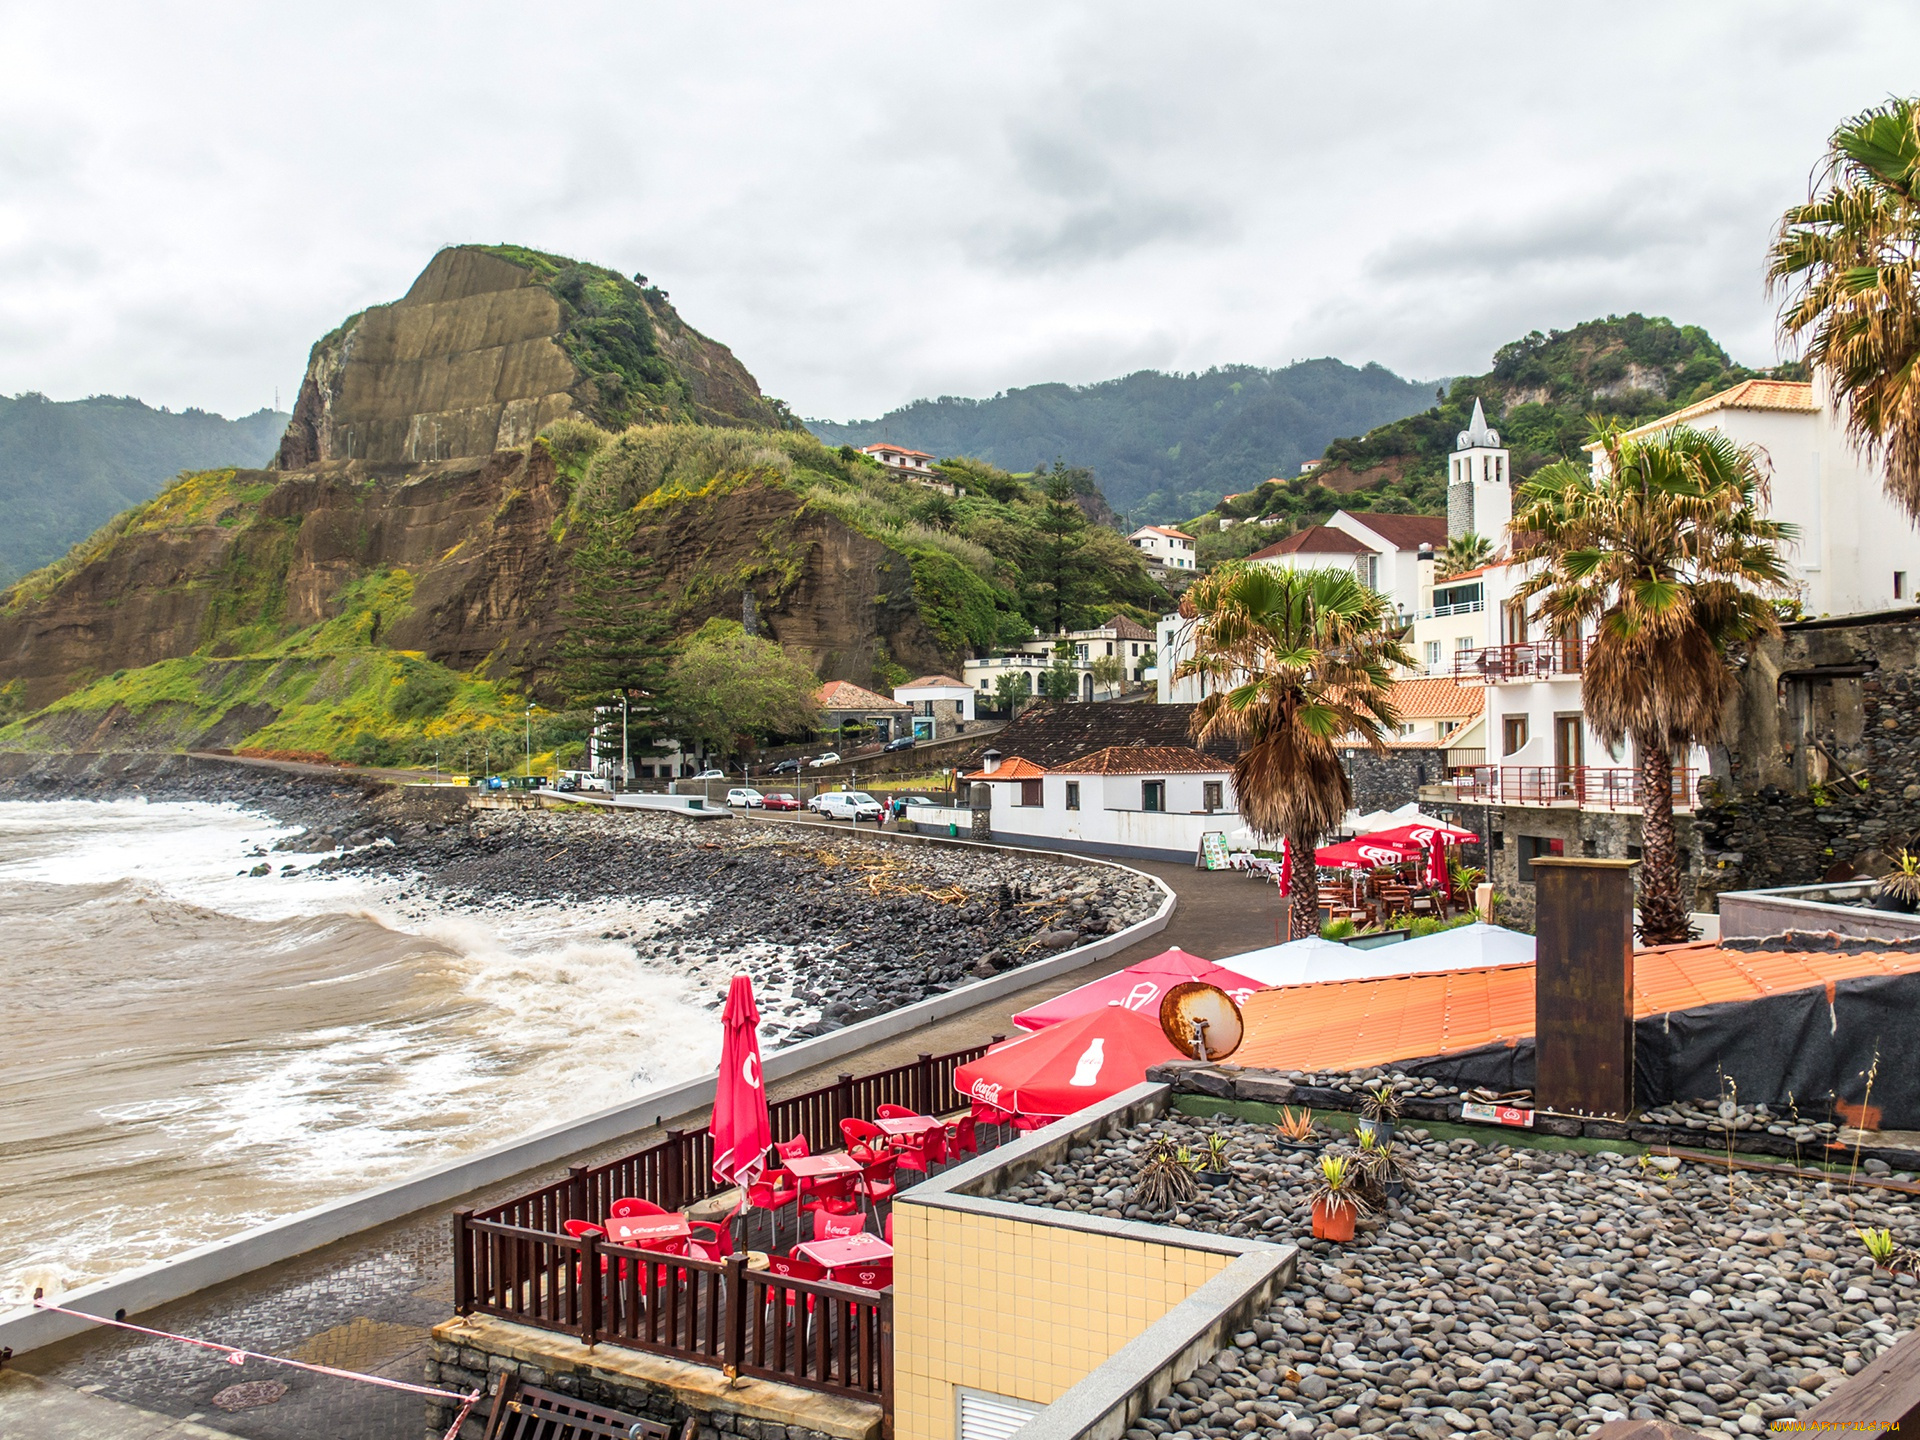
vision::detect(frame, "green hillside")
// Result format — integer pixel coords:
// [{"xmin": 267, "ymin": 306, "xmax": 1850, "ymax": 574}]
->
[
  {"xmin": 806, "ymin": 359, "xmax": 1437, "ymax": 524},
  {"xmin": 0, "ymin": 393, "xmax": 286, "ymax": 582},
  {"xmin": 1191, "ymin": 314, "xmax": 1803, "ymax": 560}
]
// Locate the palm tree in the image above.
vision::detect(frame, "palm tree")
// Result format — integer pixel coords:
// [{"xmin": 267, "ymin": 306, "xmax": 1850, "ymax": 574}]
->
[
  {"xmin": 1511, "ymin": 424, "xmax": 1794, "ymax": 943},
  {"xmin": 1437, "ymin": 532, "xmax": 1493, "ymax": 579},
  {"xmin": 1768, "ymin": 97, "xmax": 1920, "ymax": 519},
  {"xmin": 1175, "ymin": 564, "xmax": 1410, "ymax": 941}
]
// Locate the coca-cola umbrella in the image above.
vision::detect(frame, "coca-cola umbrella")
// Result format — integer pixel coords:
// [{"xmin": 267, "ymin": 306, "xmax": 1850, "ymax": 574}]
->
[
  {"xmin": 1358, "ymin": 819, "xmax": 1479, "ymax": 847},
  {"xmin": 1313, "ymin": 837, "xmax": 1424, "ymax": 869},
  {"xmin": 1011, "ymin": 946, "xmax": 1262, "ymax": 1031},
  {"xmin": 954, "ymin": 1006, "xmax": 1180, "ymax": 1123},
  {"xmin": 709, "ymin": 975, "xmax": 771, "ymax": 1198}
]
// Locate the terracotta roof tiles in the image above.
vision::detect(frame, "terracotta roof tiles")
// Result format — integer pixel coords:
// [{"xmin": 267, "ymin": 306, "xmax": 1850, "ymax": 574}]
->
[
  {"xmin": 1250, "ymin": 525, "xmax": 1374, "ymax": 559},
  {"xmin": 816, "ymin": 680, "xmax": 910, "ymax": 711},
  {"xmin": 1603, "ymin": 380, "xmax": 1817, "ymax": 446},
  {"xmin": 1347, "ymin": 513, "xmax": 1447, "ymax": 549},
  {"xmin": 1386, "ymin": 678, "xmax": 1484, "ymax": 720},
  {"xmin": 1051, "ymin": 745, "xmax": 1231, "ymax": 775},
  {"xmin": 898, "ymin": 675, "xmax": 967, "ymax": 689}
]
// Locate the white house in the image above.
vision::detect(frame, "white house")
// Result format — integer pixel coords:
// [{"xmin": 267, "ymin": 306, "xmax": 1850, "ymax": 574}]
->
[
  {"xmin": 891, "ymin": 673, "xmax": 975, "ymax": 738},
  {"xmin": 859, "ymin": 443, "xmax": 960, "ymax": 495},
  {"xmin": 1129, "ymin": 525, "xmax": 1197, "ymax": 570},
  {"xmin": 959, "ymin": 745, "xmax": 1239, "ymax": 862},
  {"xmin": 962, "ymin": 615, "xmax": 1157, "ymax": 704}
]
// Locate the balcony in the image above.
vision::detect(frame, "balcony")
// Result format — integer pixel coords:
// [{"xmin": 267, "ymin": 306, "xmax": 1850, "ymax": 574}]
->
[
  {"xmin": 1436, "ymin": 764, "xmax": 1700, "ymax": 811},
  {"xmin": 1421, "ymin": 598, "xmax": 1487, "ymax": 619},
  {"xmin": 1452, "ymin": 638, "xmax": 1589, "ymax": 684}
]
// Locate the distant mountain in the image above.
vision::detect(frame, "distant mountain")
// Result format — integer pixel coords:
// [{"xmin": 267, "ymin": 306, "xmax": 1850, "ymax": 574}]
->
[
  {"xmin": 0, "ymin": 394, "xmax": 287, "ymax": 581},
  {"xmin": 806, "ymin": 359, "xmax": 1438, "ymax": 524}
]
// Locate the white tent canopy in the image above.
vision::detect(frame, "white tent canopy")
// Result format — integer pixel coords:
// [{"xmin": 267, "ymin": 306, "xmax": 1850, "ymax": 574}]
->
[{"xmin": 1220, "ymin": 923, "xmax": 1532, "ymax": 988}]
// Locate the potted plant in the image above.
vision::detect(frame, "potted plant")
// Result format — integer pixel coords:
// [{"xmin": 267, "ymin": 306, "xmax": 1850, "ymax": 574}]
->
[
  {"xmin": 1356, "ymin": 1082, "xmax": 1401, "ymax": 1144},
  {"xmin": 1274, "ymin": 1106, "xmax": 1318, "ymax": 1151},
  {"xmin": 1307, "ymin": 1153, "xmax": 1369, "ymax": 1242},
  {"xmin": 1358, "ymin": 1138, "xmax": 1416, "ymax": 1203},
  {"xmin": 1859, "ymin": 1227, "xmax": 1920, "ymax": 1276},
  {"xmin": 1197, "ymin": 1132, "xmax": 1233, "ymax": 1186},
  {"xmin": 1137, "ymin": 1136, "xmax": 1199, "ymax": 1211},
  {"xmin": 1875, "ymin": 850, "xmax": 1920, "ymax": 914}
]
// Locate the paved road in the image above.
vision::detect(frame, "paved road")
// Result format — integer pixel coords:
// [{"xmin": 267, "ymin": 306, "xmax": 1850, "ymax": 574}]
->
[{"xmin": 14, "ymin": 827, "xmax": 1285, "ymax": 1439}]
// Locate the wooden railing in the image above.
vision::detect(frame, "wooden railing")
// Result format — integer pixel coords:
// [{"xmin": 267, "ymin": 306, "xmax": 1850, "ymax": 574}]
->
[
  {"xmin": 1452, "ymin": 638, "xmax": 1589, "ymax": 683},
  {"xmin": 1442, "ymin": 765, "xmax": 1699, "ymax": 810},
  {"xmin": 454, "ymin": 1222, "xmax": 891, "ymax": 1403},
  {"xmin": 456, "ymin": 1041, "xmax": 993, "ymax": 1407}
]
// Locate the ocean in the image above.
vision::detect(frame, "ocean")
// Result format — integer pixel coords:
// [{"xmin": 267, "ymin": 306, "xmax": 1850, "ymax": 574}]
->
[{"xmin": 0, "ymin": 797, "xmax": 731, "ymax": 1309}]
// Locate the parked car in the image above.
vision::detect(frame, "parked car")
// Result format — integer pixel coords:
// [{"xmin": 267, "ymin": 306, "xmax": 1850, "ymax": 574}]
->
[
  {"xmin": 807, "ymin": 752, "xmax": 842, "ymax": 768},
  {"xmin": 882, "ymin": 735, "xmax": 917, "ymax": 753},
  {"xmin": 761, "ymin": 792, "xmax": 802, "ymax": 811},
  {"xmin": 692, "ymin": 769, "xmax": 726, "ymax": 781},
  {"xmin": 554, "ymin": 775, "xmax": 579, "ymax": 792},
  {"xmin": 765, "ymin": 757, "xmax": 801, "ymax": 776},
  {"xmin": 726, "ymin": 787, "xmax": 764, "ymax": 808},
  {"xmin": 898, "ymin": 795, "xmax": 940, "ymax": 811},
  {"xmin": 809, "ymin": 790, "xmax": 882, "ymax": 821}
]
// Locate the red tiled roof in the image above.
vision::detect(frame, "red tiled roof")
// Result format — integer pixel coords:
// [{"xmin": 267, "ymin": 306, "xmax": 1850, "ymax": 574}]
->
[
  {"xmin": 1604, "ymin": 380, "xmax": 1816, "ymax": 446},
  {"xmin": 1345, "ymin": 513, "xmax": 1447, "ymax": 549},
  {"xmin": 958, "ymin": 756, "xmax": 1050, "ymax": 781},
  {"xmin": 898, "ymin": 675, "xmax": 967, "ymax": 689},
  {"xmin": 1235, "ymin": 939, "xmax": 1920, "ymax": 1074},
  {"xmin": 1103, "ymin": 615, "xmax": 1155, "ymax": 641},
  {"xmin": 1250, "ymin": 525, "xmax": 1374, "ymax": 559},
  {"xmin": 1051, "ymin": 745, "xmax": 1230, "ymax": 775},
  {"xmin": 1436, "ymin": 564, "xmax": 1490, "ymax": 582},
  {"xmin": 1386, "ymin": 678, "xmax": 1484, "ymax": 720},
  {"xmin": 816, "ymin": 680, "xmax": 909, "ymax": 711},
  {"xmin": 860, "ymin": 443, "xmax": 934, "ymax": 460},
  {"xmin": 1138, "ymin": 526, "xmax": 1196, "ymax": 541}
]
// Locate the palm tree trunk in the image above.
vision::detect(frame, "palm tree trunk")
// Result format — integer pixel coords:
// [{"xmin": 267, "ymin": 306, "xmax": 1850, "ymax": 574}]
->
[
  {"xmin": 1637, "ymin": 733, "xmax": 1689, "ymax": 943},
  {"xmin": 1289, "ymin": 828, "xmax": 1320, "ymax": 942}
]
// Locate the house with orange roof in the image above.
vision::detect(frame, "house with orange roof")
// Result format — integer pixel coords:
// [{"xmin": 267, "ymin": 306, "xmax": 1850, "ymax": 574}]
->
[
  {"xmin": 858, "ymin": 442, "xmax": 961, "ymax": 496},
  {"xmin": 815, "ymin": 678, "xmax": 911, "ymax": 742},
  {"xmin": 956, "ymin": 744, "xmax": 1238, "ymax": 862},
  {"xmin": 1128, "ymin": 524, "xmax": 1197, "ymax": 571}
]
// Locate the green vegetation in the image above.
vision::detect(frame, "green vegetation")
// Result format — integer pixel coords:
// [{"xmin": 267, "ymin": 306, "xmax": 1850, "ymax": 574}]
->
[
  {"xmin": 808, "ymin": 359, "xmax": 1436, "ymax": 524},
  {"xmin": 0, "ymin": 394, "xmax": 285, "ymax": 584},
  {"xmin": 1189, "ymin": 314, "xmax": 1802, "ymax": 543},
  {"xmin": 662, "ymin": 618, "xmax": 823, "ymax": 761}
]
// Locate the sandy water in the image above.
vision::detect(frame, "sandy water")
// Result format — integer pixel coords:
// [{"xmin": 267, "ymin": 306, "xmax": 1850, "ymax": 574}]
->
[{"xmin": 0, "ymin": 798, "xmax": 739, "ymax": 1308}]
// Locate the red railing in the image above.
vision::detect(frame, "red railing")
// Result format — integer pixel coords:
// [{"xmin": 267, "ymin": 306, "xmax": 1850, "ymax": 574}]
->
[
  {"xmin": 455, "ymin": 1042, "xmax": 995, "ymax": 1407},
  {"xmin": 1442, "ymin": 765, "xmax": 1699, "ymax": 810},
  {"xmin": 1453, "ymin": 638, "xmax": 1589, "ymax": 683}
]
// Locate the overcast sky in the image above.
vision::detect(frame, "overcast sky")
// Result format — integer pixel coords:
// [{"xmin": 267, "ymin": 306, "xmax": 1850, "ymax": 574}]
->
[{"xmin": 0, "ymin": 2, "xmax": 1912, "ymax": 422}]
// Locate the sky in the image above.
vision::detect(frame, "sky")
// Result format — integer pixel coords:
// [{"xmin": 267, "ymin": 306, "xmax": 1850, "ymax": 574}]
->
[{"xmin": 0, "ymin": 2, "xmax": 1913, "ymax": 423}]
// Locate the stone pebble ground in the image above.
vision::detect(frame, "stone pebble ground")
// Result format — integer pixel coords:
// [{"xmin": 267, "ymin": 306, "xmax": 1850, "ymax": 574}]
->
[{"xmin": 1001, "ymin": 1112, "xmax": 1920, "ymax": 1439}]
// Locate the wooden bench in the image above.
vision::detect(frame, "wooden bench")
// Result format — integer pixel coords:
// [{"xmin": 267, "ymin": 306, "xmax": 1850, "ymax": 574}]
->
[{"xmin": 483, "ymin": 1376, "xmax": 680, "ymax": 1440}]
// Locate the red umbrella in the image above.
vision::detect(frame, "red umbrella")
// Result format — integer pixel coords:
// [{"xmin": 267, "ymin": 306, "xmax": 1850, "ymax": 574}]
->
[
  {"xmin": 1361, "ymin": 819, "xmax": 1479, "ymax": 847},
  {"xmin": 710, "ymin": 975, "xmax": 771, "ymax": 1192},
  {"xmin": 1011, "ymin": 946, "xmax": 1262, "ymax": 1031},
  {"xmin": 1427, "ymin": 831, "xmax": 1453, "ymax": 902},
  {"xmin": 1314, "ymin": 837, "xmax": 1423, "ymax": 869},
  {"xmin": 955, "ymin": 1006, "xmax": 1180, "ymax": 1120}
]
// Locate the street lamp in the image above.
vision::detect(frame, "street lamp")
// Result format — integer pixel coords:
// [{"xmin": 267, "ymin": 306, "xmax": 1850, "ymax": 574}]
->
[
  {"xmin": 614, "ymin": 690, "xmax": 630, "ymax": 792},
  {"xmin": 525, "ymin": 704, "xmax": 533, "ymax": 778}
]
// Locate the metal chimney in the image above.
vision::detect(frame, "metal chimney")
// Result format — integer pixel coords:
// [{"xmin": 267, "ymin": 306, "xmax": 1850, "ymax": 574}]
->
[{"xmin": 1530, "ymin": 858, "xmax": 1638, "ymax": 1118}]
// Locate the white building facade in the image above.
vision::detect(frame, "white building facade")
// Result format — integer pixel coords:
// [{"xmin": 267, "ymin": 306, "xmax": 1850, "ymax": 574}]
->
[
  {"xmin": 960, "ymin": 746, "xmax": 1239, "ymax": 863},
  {"xmin": 1129, "ymin": 525, "xmax": 1197, "ymax": 570}
]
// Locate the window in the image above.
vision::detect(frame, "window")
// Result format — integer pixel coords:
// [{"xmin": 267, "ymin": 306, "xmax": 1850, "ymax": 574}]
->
[
  {"xmin": 1019, "ymin": 779, "xmax": 1042, "ymax": 807},
  {"xmin": 1425, "ymin": 640, "xmax": 1442, "ymax": 667},
  {"xmin": 1503, "ymin": 716, "xmax": 1529, "ymax": 756},
  {"xmin": 1898, "ymin": 572, "xmax": 1908, "ymax": 600},
  {"xmin": 1142, "ymin": 780, "xmax": 1165, "ymax": 812},
  {"xmin": 1517, "ymin": 834, "xmax": 1564, "ymax": 881},
  {"xmin": 1065, "ymin": 782, "xmax": 1080, "ymax": 810},
  {"xmin": 1456, "ymin": 635, "xmax": 1476, "ymax": 652},
  {"xmin": 1203, "ymin": 781, "xmax": 1223, "ymax": 812}
]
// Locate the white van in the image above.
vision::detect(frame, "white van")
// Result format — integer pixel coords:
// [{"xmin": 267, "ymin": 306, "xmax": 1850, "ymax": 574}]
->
[{"xmin": 810, "ymin": 790, "xmax": 882, "ymax": 821}]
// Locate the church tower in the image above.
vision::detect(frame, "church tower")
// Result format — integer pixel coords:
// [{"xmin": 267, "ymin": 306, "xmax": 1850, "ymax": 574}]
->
[{"xmin": 1447, "ymin": 398, "xmax": 1511, "ymax": 544}]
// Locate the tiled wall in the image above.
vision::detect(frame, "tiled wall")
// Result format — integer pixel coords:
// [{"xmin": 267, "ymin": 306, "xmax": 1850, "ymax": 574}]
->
[{"xmin": 891, "ymin": 1201, "xmax": 1233, "ymax": 1440}]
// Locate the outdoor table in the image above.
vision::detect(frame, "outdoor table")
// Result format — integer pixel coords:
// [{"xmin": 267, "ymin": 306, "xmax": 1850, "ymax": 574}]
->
[
  {"xmin": 874, "ymin": 1114, "xmax": 943, "ymax": 1138},
  {"xmin": 796, "ymin": 1232, "xmax": 894, "ymax": 1268},
  {"xmin": 604, "ymin": 1212, "xmax": 691, "ymax": 1245},
  {"xmin": 782, "ymin": 1152, "xmax": 865, "ymax": 1180},
  {"xmin": 744, "ymin": 1250, "xmax": 771, "ymax": 1271}
]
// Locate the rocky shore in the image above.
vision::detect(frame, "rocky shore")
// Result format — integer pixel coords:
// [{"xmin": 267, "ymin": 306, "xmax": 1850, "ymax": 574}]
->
[
  {"xmin": 0, "ymin": 755, "xmax": 1163, "ymax": 1040},
  {"xmin": 1003, "ymin": 1111, "xmax": 1919, "ymax": 1439}
]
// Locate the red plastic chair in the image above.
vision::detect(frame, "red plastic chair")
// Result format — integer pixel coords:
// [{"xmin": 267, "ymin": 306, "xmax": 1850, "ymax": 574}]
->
[
  {"xmin": 812, "ymin": 1208, "xmax": 868, "ymax": 1241},
  {"xmin": 828, "ymin": 1260, "xmax": 893, "ymax": 1291},
  {"xmin": 686, "ymin": 1221, "xmax": 734, "ymax": 1262},
  {"xmin": 798, "ymin": 1173, "xmax": 861, "ymax": 1217},
  {"xmin": 970, "ymin": 1099, "xmax": 1014, "ymax": 1126},
  {"xmin": 1012, "ymin": 1113, "xmax": 1058, "ymax": 1132},
  {"xmin": 562, "ymin": 1219, "xmax": 607, "ymax": 1240},
  {"xmin": 775, "ymin": 1135, "xmax": 810, "ymax": 1161},
  {"xmin": 859, "ymin": 1153, "xmax": 899, "ymax": 1207},
  {"xmin": 875, "ymin": 1104, "xmax": 917, "ymax": 1121},
  {"xmin": 884, "ymin": 1212, "xmax": 893, "ymax": 1244},
  {"xmin": 947, "ymin": 1115, "xmax": 979, "ymax": 1156},
  {"xmin": 609, "ymin": 1196, "xmax": 670, "ymax": 1218},
  {"xmin": 764, "ymin": 1250, "xmax": 826, "ymax": 1321},
  {"xmin": 892, "ymin": 1130, "xmax": 933, "ymax": 1174},
  {"xmin": 746, "ymin": 1172, "xmax": 799, "ymax": 1248},
  {"xmin": 840, "ymin": 1118, "xmax": 888, "ymax": 1162}
]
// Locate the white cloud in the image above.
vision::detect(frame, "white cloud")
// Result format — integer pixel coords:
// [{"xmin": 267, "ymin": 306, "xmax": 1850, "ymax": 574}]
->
[{"xmin": 0, "ymin": 0, "xmax": 1910, "ymax": 420}]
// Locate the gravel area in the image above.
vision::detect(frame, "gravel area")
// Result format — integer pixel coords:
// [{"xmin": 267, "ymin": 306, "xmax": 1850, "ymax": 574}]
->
[{"xmin": 1003, "ymin": 1111, "xmax": 1920, "ymax": 1439}]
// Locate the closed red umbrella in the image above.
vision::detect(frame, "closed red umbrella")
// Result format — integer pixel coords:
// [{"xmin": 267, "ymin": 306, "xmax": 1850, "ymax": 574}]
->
[
  {"xmin": 1314, "ymin": 837, "xmax": 1423, "ymax": 869},
  {"xmin": 1427, "ymin": 831, "xmax": 1453, "ymax": 902},
  {"xmin": 955, "ymin": 1006, "xmax": 1180, "ymax": 1119},
  {"xmin": 710, "ymin": 975, "xmax": 772, "ymax": 1192},
  {"xmin": 1011, "ymin": 947, "xmax": 1262, "ymax": 1031}
]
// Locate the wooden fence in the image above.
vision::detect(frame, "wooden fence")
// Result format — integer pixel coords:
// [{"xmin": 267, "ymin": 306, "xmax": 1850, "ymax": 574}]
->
[{"xmin": 455, "ymin": 1041, "xmax": 994, "ymax": 1406}]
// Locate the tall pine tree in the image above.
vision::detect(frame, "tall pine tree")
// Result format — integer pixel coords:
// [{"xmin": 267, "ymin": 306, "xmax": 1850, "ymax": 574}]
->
[
  {"xmin": 1028, "ymin": 462, "xmax": 1095, "ymax": 635},
  {"xmin": 558, "ymin": 516, "xmax": 673, "ymax": 711}
]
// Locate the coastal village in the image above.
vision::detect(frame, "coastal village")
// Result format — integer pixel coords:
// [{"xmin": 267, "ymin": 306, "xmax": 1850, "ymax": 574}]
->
[{"xmin": 2, "ymin": 27, "xmax": 1920, "ymax": 1440}]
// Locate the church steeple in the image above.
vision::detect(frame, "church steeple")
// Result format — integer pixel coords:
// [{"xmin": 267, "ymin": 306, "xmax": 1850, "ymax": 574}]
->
[
  {"xmin": 1448, "ymin": 396, "xmax": 1510, "ymax": 541},
  {"xmin": 1457, "ymin": 397, "xmax": 1500, "ymax": 450}
]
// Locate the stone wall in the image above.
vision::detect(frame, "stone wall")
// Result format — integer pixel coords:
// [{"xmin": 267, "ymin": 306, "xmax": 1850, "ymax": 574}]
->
[
  {"xmin": 1338, "ymin": 745, "xmax": 1446, "ymax": 816},
  {"xmin": 1695, "ymin": 611, "xmax": 1920, "ymax": 903}
]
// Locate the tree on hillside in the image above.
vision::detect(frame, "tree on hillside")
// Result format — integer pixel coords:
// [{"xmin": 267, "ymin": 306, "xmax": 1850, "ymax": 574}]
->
[
  {"xmin": 1437, "ymin": 533, "xmax": 1493, "ymax": 578},
  {"xmin": 662, "ymin": 619, "xmax": 821, "ymax": 763},
  {"xmin": 1176, "ymin": 564, "xmax": 1409, "ymax": 942},
  {"xmin": 558, "ymin": 517, "xmax": 673, "ymax": 710},
  {"xmin": 1027, "ymin": 464, "xmax": 1097, "ymax": 633},
  {"xmin": 1512, "ymin": 425, "xmax": 1793, "ymax": 943},
  {"xmin": 1768, "ymin": 96, "xmax": 1920, "ymax": 521},
  {"xmin": 1090, "ymin": 653, "xmax": 1127, "ymax": 697}
]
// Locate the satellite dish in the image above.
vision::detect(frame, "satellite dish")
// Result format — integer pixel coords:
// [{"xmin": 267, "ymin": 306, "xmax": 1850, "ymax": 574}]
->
[{"xmin": 1159, "ymin": 981, "xmax": 1244, "ymax": 1062}]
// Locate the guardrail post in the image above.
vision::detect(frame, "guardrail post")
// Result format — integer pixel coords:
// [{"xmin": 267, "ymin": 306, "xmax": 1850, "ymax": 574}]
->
[
  {"xmin": 453, "ymin": 1209, "xmax": 474, "ymax": 1315},
  {"xmin": 835, "ymin": 1073, "xmax": 854, "ymax": 1130},
  {"xmin": 664, "ymin": 1130, "xmax": 684, "ymax": 1210},
  {"xmin": 724, "ymin": 1254, "xmax": 747, "ymax": 1377},
  {"xmin": 915, "ymin": 1054, "xmax": 933, "ymax": 1114},
  {"xmin": 567, "ymin": 1164, "xmax": 589, "ymax": 1224},
  {"xmin": 880, "ymin": 1288, "xmax": 895, "ymax": 1437},
  {"xmin": 581, "ymin": 1231, "xmax": 601, "ymax": 1345}
]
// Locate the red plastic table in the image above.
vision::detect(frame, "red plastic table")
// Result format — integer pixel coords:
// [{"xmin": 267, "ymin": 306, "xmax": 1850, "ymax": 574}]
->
[
  {"xmin": 782, "ymin": 1152, "xmax": 865, "ymax": 1179},
  {"xmin": 604, "ymin": 1213, "xmax": 691, "ymax": 1245},
  {"xmin": 796, "ymin": 1232, "xmax": 894, "ymax": 1268},
  {"xmin": 874, "ymin": 1115, "xmax": 943, "ymax": 1138}
]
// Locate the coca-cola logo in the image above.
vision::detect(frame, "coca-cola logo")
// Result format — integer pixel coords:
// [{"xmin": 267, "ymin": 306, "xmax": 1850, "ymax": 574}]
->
[{"xmin": 968, "ymin": 1079, "xmax": 1003, "ymax": 1104}]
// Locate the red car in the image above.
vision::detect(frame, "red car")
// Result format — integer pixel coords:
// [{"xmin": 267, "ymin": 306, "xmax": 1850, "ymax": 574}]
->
[{"xmin": 761, "ymin": 792, "xmax": 802, "ymax": 811}]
